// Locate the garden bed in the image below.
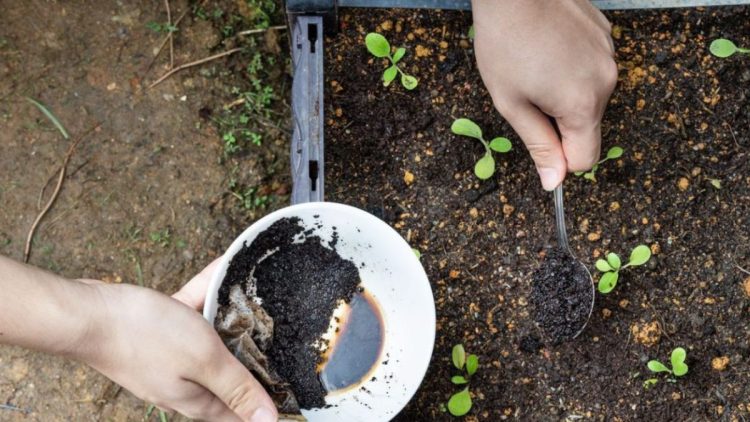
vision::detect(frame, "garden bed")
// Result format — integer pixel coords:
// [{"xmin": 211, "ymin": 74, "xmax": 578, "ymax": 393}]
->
[{"xmin": 324, "ymin": 6, "xmax": 750, "ymax": 420}]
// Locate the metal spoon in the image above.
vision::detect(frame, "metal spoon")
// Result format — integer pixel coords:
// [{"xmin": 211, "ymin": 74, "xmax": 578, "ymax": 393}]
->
[{"xmin": 553, "ymin": 183, "xmax": 595, "ymax": 339}]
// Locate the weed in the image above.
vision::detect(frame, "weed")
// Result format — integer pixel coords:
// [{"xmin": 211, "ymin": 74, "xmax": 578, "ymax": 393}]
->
[
  {"xmin": 124, "ymin": 224, "xmax": 142, "ymax": 242},
  {"xmin": 230, "ymin": 186, "xmax": 271, "ymax": 210},
  {"xmin": 365, "ymin": 33, "xmax": 418, "ymax": 90},
  {"xmin": 446, "ymin": 344, "xmax": 479, "ymax": 417},
  {"xmin": 451, "ymin": 118, "xmax": 511, "ymax": 180},
  {"xmin": 412, "ymin": 248, "xmax": 422, "ymax": 259},
  {"xmin": 648, "ymin": 347, "xmax": 689, "ymax": 379},
  {"xmin": 575, "ymin": 146, "xmax": 623, "ymax": 181},
  {"xmin": 149, "ymin": 229, "xmax": 171, "ymax": 248},
  {"xmin": 144, "ymin": 404, "xmax": 169, "ymax": 422},
  {"xmin": 596, "ymin": 244, "xmax": 651, "ymax": 294},
  {"xmin": 146, "ymin": 21, "xmax": 178, "ymax": 34},
  {"xmin": 26, "ymin": 97, "xmax": 69, "ymax": 139},
  {"xmin": 710, "ymin": 38, "xmax": 750, "ymax": 58}
]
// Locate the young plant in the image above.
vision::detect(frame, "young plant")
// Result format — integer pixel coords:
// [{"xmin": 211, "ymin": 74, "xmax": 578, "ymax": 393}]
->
[
  {"xmin": 596, "ymin": 244, "xmax": 651, "ymax": 294},
  {"xmin": 447, "ymin": 344, "xmax": 479, "ymax": 417},
  {"xmin": 575, "ymin": 146, "xmax": 623, "ymax": 181},
  {"xmin": 365, "ymin": 33, "xmax": 418, "ymax": 90},
  {"xmin": 648, "ymin": 347, "xmax": 689, "ymax": 377},
  {"xmin": 710, "ymin": 38, "xmax": 750, "ymax": 58},
  {"xmin": 451, "ymin": 118, "xmax": 512, "ymax": 180}
]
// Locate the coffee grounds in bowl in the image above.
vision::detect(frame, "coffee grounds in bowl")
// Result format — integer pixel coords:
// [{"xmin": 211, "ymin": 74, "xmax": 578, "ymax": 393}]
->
[{"xmin": 219, "ymin": 217, "xmax": 360, "ymax": 409}]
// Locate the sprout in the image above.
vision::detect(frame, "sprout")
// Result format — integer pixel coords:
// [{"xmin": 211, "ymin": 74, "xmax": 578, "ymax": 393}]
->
[
  {"xmin": 446, "ymin": 344, "xmax": 479, "ymax": 417},
  {"xmin": 575, "ymin": 146, "xmax": 623, "ymax": 182},
  {"xmin": 451, "ymin": 118, "xmax": 512, "ymax": 180},
  {"xmin": 648, "ymin": 347, "xmax": 689, "ymax": 377},
  {"xmin": 710, "ymin": 38, "xmax": 750, "ymax": 58},
  {"xmin": 596, "ymin": 244, "xmax": 652, "ymax": 294},
  {"xmin": 365, "ymin": 33, "xmax": 418, "ymax": 90}
]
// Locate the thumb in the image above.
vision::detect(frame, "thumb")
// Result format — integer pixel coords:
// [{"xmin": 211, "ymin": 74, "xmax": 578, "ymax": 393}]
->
[
  {"xmin": 503, "ymin": 102, "xmax": 567, "ymax": 191},
  {"xmin": 198, "ymin": 345, "xmax": 278, "ymax": 422},
  {"xmin": 172, "ymin": 257, "xmax": 222, "ymax": 311}
]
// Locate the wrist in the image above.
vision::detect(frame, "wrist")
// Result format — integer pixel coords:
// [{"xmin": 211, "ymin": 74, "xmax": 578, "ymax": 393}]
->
[{"xmin": 51, "ymin": 281, "xmax": 108, "ymax": 361}]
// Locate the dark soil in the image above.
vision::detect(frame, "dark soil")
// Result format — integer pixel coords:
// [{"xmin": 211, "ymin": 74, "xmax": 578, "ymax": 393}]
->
[
  {"xmin": 220, "ymin": 217, "xmax": 361, "ymax": 409},
  {"xmin": 530, "ymin": 248, "xmax": 594, "ymax": 345},
  {"xmin": 325, "ymin": 5, "xmax": 750, "ymax": 421}
]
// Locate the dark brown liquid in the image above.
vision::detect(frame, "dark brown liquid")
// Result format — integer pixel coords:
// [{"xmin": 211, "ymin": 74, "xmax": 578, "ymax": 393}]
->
[{"xmin": 319, "ymin": 289, "xmax": 384, "ymax": 392}]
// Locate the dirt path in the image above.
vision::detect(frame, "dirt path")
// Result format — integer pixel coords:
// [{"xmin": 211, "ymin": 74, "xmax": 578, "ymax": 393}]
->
[{"xmin": 0, "ymin": 1, "xmax": 288, "ymax": 420}]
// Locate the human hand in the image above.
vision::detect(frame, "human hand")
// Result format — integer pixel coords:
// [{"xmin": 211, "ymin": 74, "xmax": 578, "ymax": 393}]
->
[
  {"xmin": 76, "ymin": 261, "xmax": 278, "ymax": 422},
  {"xmin": 472, "ymin": 0, "xmax": 617, "ymax": 190}
]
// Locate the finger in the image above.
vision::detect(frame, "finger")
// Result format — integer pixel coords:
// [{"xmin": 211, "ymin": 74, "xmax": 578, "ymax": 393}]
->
[
  {"xmin": 172, "ymin": 257, "xmax": 222, "ymax": 311},
  {"xmin": 196, "ymin": 346, "xmax": 278, "ymax": 422},
  {"xmin": 502, "ymin": 102, "xmax": 567, "ymax": 191},
  {"xmin": 174, "ymin": 383, "xmax": 243, "ymax": 422},
  {"xmin": 557, "ymin": 114, "xmax": 602, "ymax": 172}
]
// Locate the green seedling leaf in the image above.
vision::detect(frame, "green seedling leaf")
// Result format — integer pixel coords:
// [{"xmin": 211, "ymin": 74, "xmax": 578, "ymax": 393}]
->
[
  {"xmin": 488, "ymin": 137, "xmax": 512, "ymax": 153},
  {"xmin": 159, "ymin": 410, "xmax": 169, "ymax": 422},
  {"xmin": 643, "ymin": 378, "xmax": 659, "ymax": 389},
  {"xmin": 595, "ymin": 259, "xmax": 612, "ymax": 273},
  {"xmin": 628, "ymin": 245, "xmax": 651, "ymax": 266},
  {"xmin": 671, "ymin": 347, "xmax": 688, "ymax": 376},
  {"xmin": 583, "ymin": 172, "xmax": 596, "ymax": 181},
  {"xmin": 466, "ymin": 354, "xmax": 479, "ymax": 376},
  {"xmin": 366, "ymin": 33, "xmax": 391, "ymax": 57},
  {"xmin": 606, "ymin": 146, "xmax": 624, "ymax": 160},
  {"xmin": 710, "ymin": 179, "xmax": 721, "ymax": 189},
  {"xmin": 392, "ymin": 47, "xmax": 406, "ymax": 63},
  {"xmin": 607, "ymin": 252, "xmax": 622, "ymax": 271},
  {"xmin": 451, "ymin": 375, "xmax": 468, "ymax": 385},
  {"xmin": 452, "ymin": 344, "xmax": 466, "ymax": 370},
  {"xmin": 26, "ymin": 97, "xmax": 70, "ymax": 139},
  {"xmin": 451, "ymin": 118, "xmax": 483, "ymax": 139},
  {"xmin": 574, "ymin": 171, "xmax": 584, "ymax": 176},
  {"xmin": 401, "ymin": 74, "xmax": 418, "ymax": 90},
  {"xmin": 598, "ymin": 271, "xmax": 619, "ymax": 294},
  {"xmin": 474, "ymin": 154, "xmax": 495, "ymax": 180},
  {"xmin": 710, "ymin": 38, "xmax": 737, "ymax": 58},
  {"xmin": 447, "ymin": 388, "xmax": 472, "ymax": 417},
  {"xmin": 412, "ymin": 248, "xmax": 421, "ymax": 259},
  {"xmin": 468, "ymin": 25, "xmax": 475, "ymax": 40},
  {"xmin": 383, "ymin": 65, "xmax": 398, "ymax": 85},
  {"xmin": 647, "ymin": 360, "xmax": 672, "ymax": 374}
]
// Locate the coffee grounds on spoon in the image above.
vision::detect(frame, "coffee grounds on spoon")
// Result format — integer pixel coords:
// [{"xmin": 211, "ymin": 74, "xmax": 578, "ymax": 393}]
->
[{"xmin": 530, "ymin": 248, "xmax": 593, "ymax": 345}]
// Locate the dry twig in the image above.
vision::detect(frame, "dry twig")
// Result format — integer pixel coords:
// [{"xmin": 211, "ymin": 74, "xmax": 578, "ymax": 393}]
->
[
  {"xmin": 143, "ymin": 0, "xmax": 206, "ymax": 77},
  {"xmin": 236, "ymin": 25, "xmax": 286, "ymax": 36},
  {"xmin": 148, "ymin": 47, "xmax": 243, "ymax": 88},
  {"xmin": 165, "ymin": 0, "xmax": 174, "ymax": 69},
  {"xmin": 24, "ymin": 124, "xmax": 100, "ymax": 263}
]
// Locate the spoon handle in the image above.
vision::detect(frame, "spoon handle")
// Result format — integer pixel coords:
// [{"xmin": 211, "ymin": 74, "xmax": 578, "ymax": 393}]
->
[{"xmin": 553, "ymin": 184, "xmax": 570, "ymax": 252}]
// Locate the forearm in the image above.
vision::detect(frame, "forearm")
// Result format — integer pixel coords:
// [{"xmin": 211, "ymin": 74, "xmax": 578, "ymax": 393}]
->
[{"xmin": 0, "ymin": 255, "xmax": 99, "ymax": 358}]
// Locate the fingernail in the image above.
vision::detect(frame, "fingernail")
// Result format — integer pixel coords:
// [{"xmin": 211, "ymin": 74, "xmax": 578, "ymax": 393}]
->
[
  {"xmin": 538, "ymin": 167, "xmax": 561, "ymax": 191},
  {"xmin": 250, "ymin": 407, "xmax": 277, "ymax": 422}
]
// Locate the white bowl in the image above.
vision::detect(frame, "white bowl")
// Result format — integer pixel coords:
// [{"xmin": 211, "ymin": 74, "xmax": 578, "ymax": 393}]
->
[{"xmin": 203, "ymin": 202, "xmax": 435, "ymax": 421}]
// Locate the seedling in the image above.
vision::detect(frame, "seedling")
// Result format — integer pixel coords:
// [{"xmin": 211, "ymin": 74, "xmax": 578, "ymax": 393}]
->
[
  {"xmin": 709, "ymin": 38, "xmax": 750, "ymax": 58},
  {"xmin": 596, "ymin": 244, "xmax": 651, "ymax": 294},
  {"xmin": 365, "ymin": 33, "xmax": 418, "ymax": 90},
  {"xmin": 412, "ymin": 248, "xmax": 422, "ymax": 259},
  {"xmin": 451, "ymin": 118, "xmax": 512, "ymax": 180},
  {"xmin": 446, "ymin": 344, "xmax": 479, "ymax": 417},
  {"xmin": 575, "ymin": 146, "xmax": 623, "ymax": 181},
  {"xmin": 648, "ymin": 347, "xmax": 689, "ymax": 377}
]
